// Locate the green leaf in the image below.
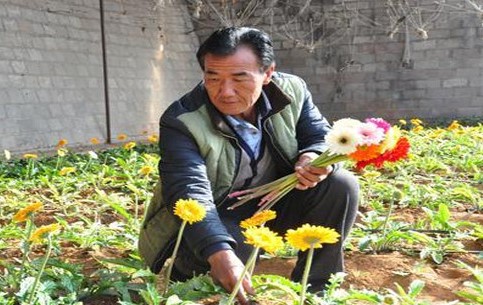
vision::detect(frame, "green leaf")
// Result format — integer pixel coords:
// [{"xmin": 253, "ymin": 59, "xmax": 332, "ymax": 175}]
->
[
  {"xmin": 437, "ymin": 203, "xmax": 451, "ymax": 226},
  {"xmin": 408, "ymin": 279, "xmax": 425, "ymax": 298}
]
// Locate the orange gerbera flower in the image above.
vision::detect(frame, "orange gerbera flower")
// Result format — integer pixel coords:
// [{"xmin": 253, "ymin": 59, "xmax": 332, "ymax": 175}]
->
[
  {"xmin": 13, "ymin": 202, "xmax": 43, "ymax": 222},
  {"xmin": 348, "ymin": 144, "xmax": 383, "ymax": 162},
  {"xmin": 57, "ymin": 139, "xmax": 68, "ymax": 148},
  {"xmin": 240, "ymin": 210, "xmax": 277, "ymax": 229}
]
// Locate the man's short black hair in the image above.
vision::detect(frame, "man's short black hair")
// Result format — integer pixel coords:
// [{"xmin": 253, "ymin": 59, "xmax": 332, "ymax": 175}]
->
[{"xmin": 196, "ymin": 27, "xmax": 275, "ymax": 72}]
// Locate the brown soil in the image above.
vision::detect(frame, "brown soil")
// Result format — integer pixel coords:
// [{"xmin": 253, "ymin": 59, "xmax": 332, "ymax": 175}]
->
[{"xmin": 74, "ymin": 249, "xmax": 479, "ymax": 305}]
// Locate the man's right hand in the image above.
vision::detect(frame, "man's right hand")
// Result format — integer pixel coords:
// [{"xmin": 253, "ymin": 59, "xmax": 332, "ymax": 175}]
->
[{"xmin": 207, "ymin": 249, "xmax": 254, "ymax": 305}]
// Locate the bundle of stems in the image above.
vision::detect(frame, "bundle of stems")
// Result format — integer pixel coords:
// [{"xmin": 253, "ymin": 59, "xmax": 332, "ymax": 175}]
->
[{"xmin": 228, "ymin": 151, "xmax": 348, "ymax": 212}]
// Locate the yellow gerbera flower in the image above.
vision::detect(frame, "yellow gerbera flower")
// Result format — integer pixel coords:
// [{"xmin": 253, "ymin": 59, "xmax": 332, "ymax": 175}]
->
[
  {"xmin": 23, "ymin": 153, "xmax": 38, "ymax": 159},
  {"xmin": 123, "ymin": 142, "xmax": 136, "ymax": 150},
  {"xmin": 139, "ymin": 165, "xmax": 154, "ymax": 176},
  {"xmin": 240, "ymin": 210, "xmax": 277, "ymax": 229},
  {"xmin": 285, "ymin": 224, "xmax": 340, "ymax": 252},
  {"xmin": 410, "ymin": 118, "xmax": 423, "ymax": 126},
  {"xmin": 173, "ymin": 199, "xmax": 206, "ymax": 224},
  {"xmin": 398, "ymin": 119, "xmax": 407, "ymax": 125},
  {"xmin": 243, "ymin": 226, "xmax": 284, "ymax": 254},
  {"xmin": 59, "ymin": 167, "xmax": 76, "ymax": 176},
  {"xmin": 147, "ymin": 134, "xmax": 159, "ymax": 143},
  {"xmin": 90, "ymin": 137, "xmax": 100, "ymax": 145},
  {"xmin": 29, "ymin": 223, "xmax": 61, "ymax": 243},
  {"xmin": 447, "ymin": 120, "xmax": 460, "ymax": 131},
  {"xmin": 379, "ymin": 126, "xmax": 401, "ymax": 152},
  {"xmin": 117, "ymin": 133, "xmax": 128, "ymax": 141},
  {"xmin": 362, "ymin": 170, "xmax": 381, "ymax": 179},
  {"xmin": 57, "ymin": 138, "xmax": 68, "ymax": 148},
  {"xmin": 57, "ymin": 148, "xmax": 68, "ymax": 157},
  {"xmin": 13, "ymin": 202, "xmax": 43, "ymax": 222},
  {"xmin": 413, "ymin": 125, "xmax": 424, "ymax": 133}
]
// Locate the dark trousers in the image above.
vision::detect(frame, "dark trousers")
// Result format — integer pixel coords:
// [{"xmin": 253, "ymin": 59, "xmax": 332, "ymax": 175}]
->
[{"xmin": 172, "ymin": 167, "xmax": 359, "ymax": 291}]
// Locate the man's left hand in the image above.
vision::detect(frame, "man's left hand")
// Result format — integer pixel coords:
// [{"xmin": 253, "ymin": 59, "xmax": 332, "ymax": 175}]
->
[{"xmin": 294, "ymin": 152, "xmax": 332, "ymax": 190}]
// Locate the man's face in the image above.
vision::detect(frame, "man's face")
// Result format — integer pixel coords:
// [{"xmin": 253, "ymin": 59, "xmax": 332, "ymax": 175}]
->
[{"xmin": 203, "ymin": 46, "xmax": 274, "ymax": 118}]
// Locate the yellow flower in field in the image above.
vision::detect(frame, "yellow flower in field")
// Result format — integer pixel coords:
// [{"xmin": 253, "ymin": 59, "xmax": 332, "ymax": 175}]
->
[
  {"xmin": 13, "ymin": 202, "xmax": 43, "ymax": 222},
  {"xmin": 173, "ymin": 199, "xmax": 206, "ymax": 224},
  {"xmin": 57, "ymin": 148, "xmax": 68, "ymax": 157},
  {"xmin": 23, "ymin": 153, "xmax": 38, "ymax": 159},
  {"xmin": 285, "ymin": 224, "xmax": 340, "ymax": 252},
  {"xmin": 410, "ymin": 118, "xmax": 423, "ymax": 126},
  {"xmin": 362, "ymin": 170, "xmax": 381, "ymax": 179},
  {"xmin": 240, "ymin": 210, "xmax": 277, "ymax": 229},
  {"xmin": 243, "ymin": 226, "xmax": 284, "ymax": 254},
  {"xmin": 124, "ymin": 142, "xmax": 136, "ymax": 150},
  {"xmin": 428, "ymin": 129, "xmax": 444, "ymax": 139},
  {"xmin": 139, "ymin": 165, "xmax": 154, "ymax": 176},
  {"xmin": 398, "ymin": 119, "xmax": 407, "ymax": 125},
  {"xmin": 29, "ymin": 223, "xmax": 61, "ymax": 243},
  {"xmin": 413, "ymin": 125, "xmax": 424, "ymax": 133},
  {"xmin": 90, "ymin": 137, "xmax": 100, "ymax": 145},
  {"xmin": 378, "ymin": 126, "xmax": 401, "ymax": 152},
  {"xmin": 59, "ymin": 167, "xmax": 76, "ymax": 176},
  {"xmin": 57, "ymin": 138, "xmax": 68, "ymax": 148},
  {"xmin": 117, "ymin": 133, "xmax": 128, "ymax": 141},
  {"xmin": 147, "ymin": 134, "xmax": 159, "ymax": 143},
  {"xmin": 447, "ymin": 120, "xmax": 461, "ymax": 131}
]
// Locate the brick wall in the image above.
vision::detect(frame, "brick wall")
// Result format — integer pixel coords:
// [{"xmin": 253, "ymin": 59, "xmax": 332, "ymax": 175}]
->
[
  {"xmin": 191, "ymin": 0, "xmax": 483, "ymax": 122},
  {"xmin": 0, "ymin": 0, "xmax": 201, "ymax": 152}
]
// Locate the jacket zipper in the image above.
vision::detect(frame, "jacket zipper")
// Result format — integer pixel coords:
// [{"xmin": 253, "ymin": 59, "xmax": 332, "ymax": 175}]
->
[
  {"xmin": 262, "ymin": 118, "xmax": 293, "ymax": 169},
  {"xmin": 215, "ymin": 130, "xmax": 242, "ymax": 207}
]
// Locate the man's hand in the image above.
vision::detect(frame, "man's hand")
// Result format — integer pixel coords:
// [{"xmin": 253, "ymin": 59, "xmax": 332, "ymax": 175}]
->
[
  {"xmin": 207, "ymin": 250, "xmax": 254, "ymax": 305},
  {"xmin": 294, "ymin": 152, "xmax": 333, "ymax": 190}
]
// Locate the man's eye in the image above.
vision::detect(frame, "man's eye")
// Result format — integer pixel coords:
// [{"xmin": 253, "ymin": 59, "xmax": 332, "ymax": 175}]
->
[{"xmin": 207, "ymin": 78, "xmax": 219, "ymax": 82}]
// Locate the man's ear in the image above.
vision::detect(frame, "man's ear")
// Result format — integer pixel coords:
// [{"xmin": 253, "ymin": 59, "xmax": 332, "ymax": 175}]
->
[{"xmin": 263, "ymin": 63, "xmax": 275, "ymax": 85}]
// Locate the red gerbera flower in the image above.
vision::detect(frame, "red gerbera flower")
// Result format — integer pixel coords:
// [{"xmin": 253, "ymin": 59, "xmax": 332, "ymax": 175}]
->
[{"xmin": 355, "ymin": 137, "xmax": 410, "ymax": 170}]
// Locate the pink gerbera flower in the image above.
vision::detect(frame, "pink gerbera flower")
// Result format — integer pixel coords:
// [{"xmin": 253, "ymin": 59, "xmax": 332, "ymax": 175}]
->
[
  {"xmin": 358, "ymin": 122, "xmax": 385, "ymax": 145},
  {"xmin": 365, "ymin": 118, "xmax": 391, "ymax": 133}
]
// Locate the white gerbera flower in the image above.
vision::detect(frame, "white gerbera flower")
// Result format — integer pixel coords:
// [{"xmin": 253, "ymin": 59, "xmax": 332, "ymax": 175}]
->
[
  {"xmin": 326, "ymin": 127, "xmax": 362, "ymax": 155},
  {"xmin": 332, "ymin": 118, "xmax": 362, "ymax": 130}
]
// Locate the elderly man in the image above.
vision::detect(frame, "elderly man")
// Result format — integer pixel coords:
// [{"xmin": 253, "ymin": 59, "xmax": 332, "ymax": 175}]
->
[{"xmin": 139, "ymin": 27, "xmax": 359, "ymax": 304}]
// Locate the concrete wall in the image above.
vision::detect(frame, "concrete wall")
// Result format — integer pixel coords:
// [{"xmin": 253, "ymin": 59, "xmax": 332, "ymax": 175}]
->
[
  {"xmin": 1, "ymin": 0, "xmax": 482, "ymax": 152},
  {"xmin": 0, "ymin": 0, "xmax": 201, "ymax": 152},
  {"xmin": 191, "ymin": 0, "xmax": 483, "ymax": 122}
]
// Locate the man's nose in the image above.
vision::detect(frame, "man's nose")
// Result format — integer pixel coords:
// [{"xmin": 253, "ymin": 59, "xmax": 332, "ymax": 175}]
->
[{"xmin": 219, "ymin": 80, "xmax": 236, "ymax": 96}]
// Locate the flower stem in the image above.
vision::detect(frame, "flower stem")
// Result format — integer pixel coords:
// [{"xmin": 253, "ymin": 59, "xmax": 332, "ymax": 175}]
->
[
  {"xmin": 164, "ymin": 220, "xmax": 187, "ymax": 294},
  {"xmin": 377, "ymin": 197, "xmax": 395, "ymax": 252},
  {"xmin": 27, "ymin": 235, "xmax": 53, "ymax": 304},
  {"xmin": 226, "ymin": 247, "xmax": 258, "ymax": 305},
  {"xmin": 300, "ymin": 246, "xmax": 314, "ymax": 305},
  {"xmin": 20, "ymin": 215, "xmax": 34, "ymax": 269},
  {"xmin": 247, "ymin": 247, "xmax": 259, "ymax": 276}
]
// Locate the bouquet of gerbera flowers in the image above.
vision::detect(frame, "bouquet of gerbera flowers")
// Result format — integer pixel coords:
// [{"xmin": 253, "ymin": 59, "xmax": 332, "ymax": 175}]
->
[{"xmin": 228, "ymin": 118, "xmax": 410, "ymax": 212}]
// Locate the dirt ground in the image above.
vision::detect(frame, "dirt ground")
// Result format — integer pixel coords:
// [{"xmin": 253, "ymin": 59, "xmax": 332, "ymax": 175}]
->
[{"xmin": 255, "ymin": 251, "xmax": 481, "ymax": 304}]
